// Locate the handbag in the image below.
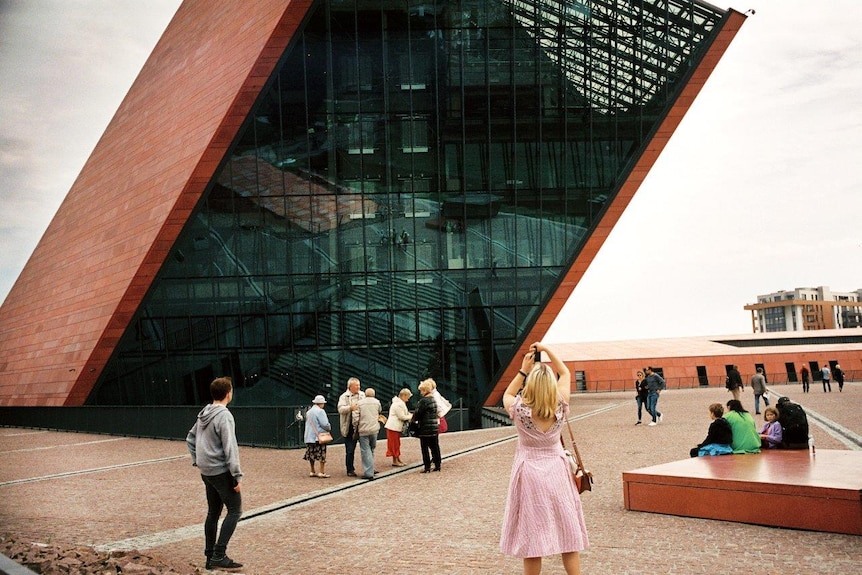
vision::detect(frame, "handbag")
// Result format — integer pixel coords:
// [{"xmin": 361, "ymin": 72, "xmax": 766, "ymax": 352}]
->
[
  {"xmin": 309, "ymin": 413, "xmax": 333, "ymax": 444},
  {"xmin": 562, "ymin": 418, "xmax": 593, "ymax": 494},
  {"xmin": 408, "ymin": 417, "xmax": 420, "ymax": 437}
]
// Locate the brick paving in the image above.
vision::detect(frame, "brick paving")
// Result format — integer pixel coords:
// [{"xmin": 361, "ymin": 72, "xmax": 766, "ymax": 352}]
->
[{"xmin": 1, "ymin": 383, "xmax": 860, "ymax": 574}]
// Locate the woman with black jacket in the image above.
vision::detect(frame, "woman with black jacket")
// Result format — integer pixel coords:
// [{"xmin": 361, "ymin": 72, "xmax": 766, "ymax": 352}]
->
[
  {"xmin": 413, "ymin": 378, "xmax": 441, "ymax": 472},
  {"xmin": 635, "ymin": 369, "xmax": 649, "ymax": 425}
]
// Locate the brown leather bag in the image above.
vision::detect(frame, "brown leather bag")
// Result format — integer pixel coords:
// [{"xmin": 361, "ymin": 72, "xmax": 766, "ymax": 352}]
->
[{"xmin": 563, "ymin": 418, "xmax": 593, "ymax": 493}]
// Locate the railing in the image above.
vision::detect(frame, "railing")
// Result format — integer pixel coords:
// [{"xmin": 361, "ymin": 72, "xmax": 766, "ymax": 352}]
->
[
  {"xmin": 577, "ymin": 371, "xmax": 859, "ymax": 393},
  {"xmin": 0, "ymin": 403, "xmax": 471, "ymax": 449},
  {"xmin": 481, "ymin": 406, "xmax": 512, "ymax": 428}
]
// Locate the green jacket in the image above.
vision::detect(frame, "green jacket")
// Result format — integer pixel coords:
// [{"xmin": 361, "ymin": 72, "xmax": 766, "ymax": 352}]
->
[{"xmin": 723, "ymin": 410, "xmax": 761, "ymax": 454}]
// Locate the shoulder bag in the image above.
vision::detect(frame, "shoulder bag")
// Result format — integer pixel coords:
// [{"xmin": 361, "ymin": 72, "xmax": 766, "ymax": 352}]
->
[
  {"xmin": 561, "ymin": 418, "xmax": 593, "ymax": 494},
  {"xmin": 309, "ymin": 412, "xmax": 333, "ymax": 444}
]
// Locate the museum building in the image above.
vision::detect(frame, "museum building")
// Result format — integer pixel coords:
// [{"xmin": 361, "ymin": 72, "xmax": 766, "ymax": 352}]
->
[{"xmin": 0, "ymin": 0, "xmax": 747, "ymax": 434}]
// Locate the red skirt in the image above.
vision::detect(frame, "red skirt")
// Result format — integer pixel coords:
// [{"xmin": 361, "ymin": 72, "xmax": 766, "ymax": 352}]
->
[{"xmin": 385, "ymin": 429, "xmax": 402, "ymax": 457}]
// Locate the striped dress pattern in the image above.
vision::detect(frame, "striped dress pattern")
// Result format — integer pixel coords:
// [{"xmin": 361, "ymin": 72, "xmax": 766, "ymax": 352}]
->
[{"xmin": 500, "ymin": 395, "xmax": 589, "ymax": 558}]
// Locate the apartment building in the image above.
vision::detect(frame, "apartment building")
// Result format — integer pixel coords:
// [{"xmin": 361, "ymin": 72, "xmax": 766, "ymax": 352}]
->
[{"xmin": 745, "ymin": 286, "xmax": 862, "ymax": 333}]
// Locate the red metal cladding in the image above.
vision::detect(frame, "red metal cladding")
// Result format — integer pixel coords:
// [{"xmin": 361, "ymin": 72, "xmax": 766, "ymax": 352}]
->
[
  {"xmin": 486, "ymin": 11, "xmax": 749, "ymax": 407},
  {"xmin": 0, "ymin": 0, "xmax": 314, "ymax": 406}
]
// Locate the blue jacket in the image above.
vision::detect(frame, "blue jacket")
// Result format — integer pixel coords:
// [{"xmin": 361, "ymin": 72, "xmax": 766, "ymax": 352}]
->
[{"xmin": 303, "ymin": 405, "xmax": 331, "ymax": 444}]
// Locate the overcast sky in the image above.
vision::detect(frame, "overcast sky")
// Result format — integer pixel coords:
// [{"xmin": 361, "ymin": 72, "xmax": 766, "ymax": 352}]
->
[{"xmin": 1, "ymin": 1, "xmax": 860, "ymax": 343}]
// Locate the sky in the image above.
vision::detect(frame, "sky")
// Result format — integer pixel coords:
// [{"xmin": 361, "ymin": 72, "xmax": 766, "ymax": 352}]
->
[{"xmin": 1, "ymin": 1, "xmax": 860, "ymax": 344}]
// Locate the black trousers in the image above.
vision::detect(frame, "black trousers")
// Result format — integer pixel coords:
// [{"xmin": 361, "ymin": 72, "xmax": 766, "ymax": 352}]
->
[{"xmin": 419, "ymin": 435, "xmax": 441, "ymax": 471}]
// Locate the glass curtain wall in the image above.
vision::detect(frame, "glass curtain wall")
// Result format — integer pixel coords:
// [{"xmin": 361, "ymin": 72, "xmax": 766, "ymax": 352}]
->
[{"xmin": 91, "ymin": 0, "xmax": 724, "ymax": 422}]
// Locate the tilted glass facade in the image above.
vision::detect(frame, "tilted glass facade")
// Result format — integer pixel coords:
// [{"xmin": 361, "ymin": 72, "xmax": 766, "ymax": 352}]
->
[{"xmin": 90, "ymin": 0, "xmax": 726, "ymax": 421}]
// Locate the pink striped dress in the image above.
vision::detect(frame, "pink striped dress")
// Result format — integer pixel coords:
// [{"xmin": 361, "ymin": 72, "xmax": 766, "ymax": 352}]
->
[{"xmin": 500, "ymin": 395, "xmax": 589, "ymax": 558}]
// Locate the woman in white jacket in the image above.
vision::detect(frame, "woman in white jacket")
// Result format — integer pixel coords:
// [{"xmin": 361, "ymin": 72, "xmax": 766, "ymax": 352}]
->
[{"xmin": 384, "ymin": 388, "xmax": 413, "ymax": 466}]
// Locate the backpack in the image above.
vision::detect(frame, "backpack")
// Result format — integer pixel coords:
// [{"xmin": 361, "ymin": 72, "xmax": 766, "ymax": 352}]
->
[{"xmin": 776, "ymin": 396, "xmax": 809, "ymax": 448}]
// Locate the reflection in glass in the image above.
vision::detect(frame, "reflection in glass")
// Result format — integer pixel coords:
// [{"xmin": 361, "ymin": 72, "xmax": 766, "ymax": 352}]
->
[{"xmin": 91, "ymin": 0, "xmax": 725, "ymax": 427}]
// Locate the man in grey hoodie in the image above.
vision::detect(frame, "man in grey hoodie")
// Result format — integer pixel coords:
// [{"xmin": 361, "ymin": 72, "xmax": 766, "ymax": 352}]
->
[{"xmin": 186, "ymin": 377, "xmax": 244, "ymax": 570}]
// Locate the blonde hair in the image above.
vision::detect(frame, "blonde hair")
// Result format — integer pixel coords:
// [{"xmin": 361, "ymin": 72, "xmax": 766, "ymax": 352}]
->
[
  {"xmin": 418, "ymin": 379, "xmax": 434, "ymax": 395},
  {"xmin": 521, "ymin": 364, "xmax": 557, "ymax": 420}
]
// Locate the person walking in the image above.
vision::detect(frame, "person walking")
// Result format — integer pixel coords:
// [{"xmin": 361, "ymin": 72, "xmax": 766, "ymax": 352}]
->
[
  {"xmin": 337, "ymin": 377, "xmax": 363, "ymax": 476},
  {"xmin": 634, "ymin": 369, "xmax": 649, "ymax": 425},
  {"xmin": 800, "ymin": 365, "xmax": 810, "ymax": 393},
  {"xmin": 725, "ymin": 365, "xmax": 744, "ymax": 402},
  {"xmin": 644, "ymin": 366, "xmax": 665, "ymax": 426},
  {"xmin": 303, "ymin": 395, "xmax": 331, "ymax": 478},
  {"xmin": 500, "ymin": 342, "xmax": 588, "ymax": 575},
  {"xmin": 357, "ymin": 388, "xmax": 382, "ymax": 479},
  {"xmin": 834, "ymin": 364, "xmax": 845, "ymax": 392},
  {"xmin": 750, "ymin": 367, "xmax": 769, "ymax": 415},
  {"xmin": 414, "ymin": 378, "xmax": 442, "ymax": 473},
  {"xmin": 186, "ymin": 377, "xmax": 244, "ymax": 571},
  {"xmin": 384, "ymin": 388, "xmax": 413, "ymax": 466},
  {"xmin": 821, "ymin": 364, "xmax": 831, "ymax": 392}
]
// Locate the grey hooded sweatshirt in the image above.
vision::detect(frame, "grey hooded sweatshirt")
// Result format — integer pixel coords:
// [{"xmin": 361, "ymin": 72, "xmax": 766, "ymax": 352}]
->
[{"xmin": 186, "ymin": 403, "xmax": 243, "ymax": 482}]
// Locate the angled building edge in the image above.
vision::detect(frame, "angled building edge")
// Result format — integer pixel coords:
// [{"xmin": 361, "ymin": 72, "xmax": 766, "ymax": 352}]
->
[{"xmin": 0, "ymin": 1, "xmax": 748, "ymax": 435}]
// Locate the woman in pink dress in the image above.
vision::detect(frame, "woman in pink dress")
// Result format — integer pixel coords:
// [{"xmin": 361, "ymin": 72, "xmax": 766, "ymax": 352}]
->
[{"xmin": 500, "ymin": 342, "xmax": 589, "ymax": 575}]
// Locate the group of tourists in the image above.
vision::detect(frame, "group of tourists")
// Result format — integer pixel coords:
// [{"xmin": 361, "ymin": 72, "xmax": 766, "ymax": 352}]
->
[
  {"xmin": 182, "ymin": 373, "xmax": 453, "ymax": 571},
  {"xmin": 312, "ymin": 375, "xmax": 452, "ymax": 480},
  {"xmin": 797, "ymin": 363, "xmax": 845, "ymax": 393}
]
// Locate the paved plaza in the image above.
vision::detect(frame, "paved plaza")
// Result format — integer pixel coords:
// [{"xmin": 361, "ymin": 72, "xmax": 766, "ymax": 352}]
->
[{"xmin": 1, "ymin": 384, "xmax": 860, "ymax": 574}]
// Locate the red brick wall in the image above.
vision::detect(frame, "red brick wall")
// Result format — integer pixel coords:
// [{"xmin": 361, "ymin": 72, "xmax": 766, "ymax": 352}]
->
[
  {"xmin": 0, "ymin": 0, "xmax": 313, "ymax": 405},
  {"xmin": 566, "ymin": 351, "xmax": 862, "ymax": 392}
]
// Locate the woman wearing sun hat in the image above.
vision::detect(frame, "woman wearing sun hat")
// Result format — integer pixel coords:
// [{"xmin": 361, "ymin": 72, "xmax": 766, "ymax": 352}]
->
[{"xmin": 303, "ymin": 395, "xmax": 332, "ymax": 478}]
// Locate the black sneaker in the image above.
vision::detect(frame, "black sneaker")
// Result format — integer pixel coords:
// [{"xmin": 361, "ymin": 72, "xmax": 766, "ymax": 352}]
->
[
  {"xmin": 347, "ymin": 471, "xmax": 357, "ymax": 477},
  {"xmin": 208, "ymin": 555, "xmax": 243, "ymax": 570}
]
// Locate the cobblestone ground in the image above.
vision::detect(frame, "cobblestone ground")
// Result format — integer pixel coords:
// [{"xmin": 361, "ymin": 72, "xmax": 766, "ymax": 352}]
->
[{"xmin": 1, "ymin": 383, "xmax": 860, "ymax": 574}]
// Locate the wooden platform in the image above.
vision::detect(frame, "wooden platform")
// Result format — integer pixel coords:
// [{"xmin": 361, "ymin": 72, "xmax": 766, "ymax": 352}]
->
[{"xmin": 623, "ymin": 449, "xmax": 862, "ymax": 535}]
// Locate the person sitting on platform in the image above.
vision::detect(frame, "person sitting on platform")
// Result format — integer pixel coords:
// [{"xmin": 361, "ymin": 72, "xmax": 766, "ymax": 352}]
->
[
  {"xmin": 758, "ymin": 406, "xmax": 783, "ymax": 449},
  {"xmin": 689, "ymin": 403, "xmax": 733, "ymax": 457},
  {"xmin": 723, "ymin": 399, "xmax": 761, "ymax": 454}
]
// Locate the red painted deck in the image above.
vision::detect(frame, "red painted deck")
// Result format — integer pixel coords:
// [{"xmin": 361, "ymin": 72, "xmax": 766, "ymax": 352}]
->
[{"xmin": 623, "ymin": 449, "xmax": 862, "ymax": 535}]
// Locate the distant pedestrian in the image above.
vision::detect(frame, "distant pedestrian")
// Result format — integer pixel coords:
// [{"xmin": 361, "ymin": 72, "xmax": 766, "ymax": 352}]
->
[
  {"xmin": 186, "ymin": 376, "xmax": 244, "ymax": 571},
  {"xmin": 690, "ymin": 403, "xmax": 733, "ymax": 457},
  {"xmin": 833, "ymin": 364, "xmax": 845, "ymax": 392},
  {"xmin": 821, "ymin": 364, "xmax": 831, "ymax": 392},
  {"xmin": 634, "ymin": 369, "xmax": 649, "ymax": 425},
  {"xmin": 644, "ymin": 366, "xmax": 665, "ymax": 426},
  {"xmin": 750, "ymin": 367, "xmax": 769, "ymax": 415},
  {"xmin": 800, "ymin": 365, "xmax": 810, "ymax": 393},
  {"xmin": 303, "ymin": 395, "xmax": 331, "ymax": 478},
  {"xmin": 384, "ymin": 388, "xmax": 413, "ymax": 467},
  {"xmin": 725, "ymin": 365, "xmax": 743, "ymax": 402},
  {"xmin": 357, "ymin": 388, "xmax": 382, "ymax": 480},
  {"xmin": 500, "ymin": 342, "xmax": 588, "ymax": 575}
]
